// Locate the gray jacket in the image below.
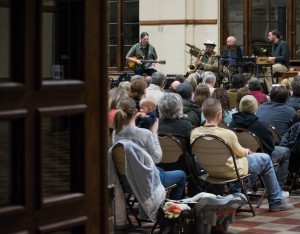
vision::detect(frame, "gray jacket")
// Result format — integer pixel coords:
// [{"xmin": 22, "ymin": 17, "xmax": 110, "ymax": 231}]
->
[{"xmin": 109, "ymin": 140, "xmax": 165, "ymax": 222}]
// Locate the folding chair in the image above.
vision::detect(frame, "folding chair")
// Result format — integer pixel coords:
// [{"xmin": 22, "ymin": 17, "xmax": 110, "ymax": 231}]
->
[
  {"xmin": 232, "ymin": 128, "xmax": 267, "ymax": 208},
  {"xmin": 158, "ymin": 133, "xmax": 197, "ymax": 196},
  {"xmin": 111, "ymin": 142, "xmax": 177, "ymax": 228},
  {"xmin": 201, "ymin": 120, "xmax": 230, "ymax": 129},
  {"xmin": 191, "ymin": 134, "xmax": 256, "ymax": 216},
  {"xmin": 111, "ymin": 143, "xmax": 151, "ymax": 226},
  {"xmin": 233, "ymin": 128, "xmax": 263, "ymax": 153},
  {"xmin": 218, "ymin": 120, "xmax": 230, "ymax": 129},
  {"xmin": 266, "ymin": 123, "xmax": 282, "ymax": 145}
]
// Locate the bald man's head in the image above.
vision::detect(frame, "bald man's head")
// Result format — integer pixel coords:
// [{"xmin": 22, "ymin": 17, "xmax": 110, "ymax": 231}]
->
[
  {"xmin": 227, "ymin": 36, "xmax": 237, "ymax": 46},
  {"xmin": 169, "ymin": 81, "xmax": 181, "ymax": 93}
]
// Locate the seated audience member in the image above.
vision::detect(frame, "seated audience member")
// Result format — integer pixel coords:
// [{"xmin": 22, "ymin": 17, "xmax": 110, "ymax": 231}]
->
[
  {"xmin": 280, "ymin": 122, "xmax": 300, "ymax": 178},
  {"xmin": 176, "ymin": 83, "xmax": 202, "ymax": 127},
  {"xmin": 136, "ymin": 96, "xmax": 157, "ymax": 129},
  {"xmin": 129, "ymin": 78, "xmax": 148, "ymax": 110},
  {"xmin": 232, "ymin": 87, "xmax": 251, "ymax": 113},
  {"xmin": 185, "ymin": 73, "xmax": 199, "ymax": 91},
  {"xmin": 227, "ymin": 73, "xmax": 251, "ymax": 109},
  {"xmin": 130, "ymin": 74, "xmax": 143, "ymax": 82},
  {"xmin": 230, "ymin": 95, "xmax": 290, "ymax": 192},
  {"xmin": 256, "ymin": 85, "xmax": 296, "ymax": 137},
  {"xmin": 191, "ymin": 98, "xmax": 293, "ymax": 212},
  {"xmin": 118, "ymin": 81, "xmax": 131, "ymax": 94},
  {"xmin": 169, "ymin": 80, "xmax": 181, "ymax": 93},
  {"xmin": 158, "ymin": 93, "xmax": 193, "ymax": 153},
  {"xmin": 146, "ymin": 72, "xmax": 167, "ymax": 103},
  {"xmin": 203, "ymin": 74, "xmax": 217, "ymax": 96},
  {"xmin": 158, "ymin": 92, "xmax": 202, "ymax": 195},
  {"xmin": 108, "ymin": 87, "xmax": 129, "ymax": 127},
  {"xmin": 144, "ymin": 76, "xmax": 152, "ymax": 87},
  {"xmin": 248, "ymin": 78, "xmax": 269, "ymax": 104},
  {"xmin": 211, "ymin": 88, "xmax": 233, "ymax": 125},
  {"xmin": 194, "ymin": 84, "xmax": 210, "ymax": 108},
  {"xmin": 286, "ymin": 76, "xmax": 300, "ymax": 112},
  {"xmin": 174, "ymin": 74, "xmax": 186, "ymax": 83},
  {"xmin": 280, "ymin": 78, "xmax": 293, "ymax": 95},
  {"xmin": 113, "ymin": 97, "xmax": 186, "ymax": 200}
]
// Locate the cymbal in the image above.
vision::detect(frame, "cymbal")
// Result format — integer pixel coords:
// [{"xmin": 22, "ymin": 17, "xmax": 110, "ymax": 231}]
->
[
  {"xmin": 185, "ymin": 43, "xmax": 194, "ymax": 48},
  {"xmin": 185, "ymin": 43, "xmax": 201, "ymax": 51}
]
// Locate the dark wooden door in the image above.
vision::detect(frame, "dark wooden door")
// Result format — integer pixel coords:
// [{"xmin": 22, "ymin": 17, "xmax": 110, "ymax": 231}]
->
[{"xmin": 0, "ymin": 0, "xmax": 109, "ymax": 233}]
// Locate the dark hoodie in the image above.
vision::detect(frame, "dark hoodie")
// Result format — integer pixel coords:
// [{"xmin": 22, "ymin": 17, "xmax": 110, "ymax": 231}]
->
[
  {"xmin": 229, "ymin": 112, "xmax": 274, "ymax": 155},
  {"xmin": 182, "ymin": 98, "xmax": 202, "ymax": 127}
]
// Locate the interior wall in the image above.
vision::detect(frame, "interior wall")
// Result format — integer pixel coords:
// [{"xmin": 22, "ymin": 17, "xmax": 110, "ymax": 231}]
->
[{"xmin": 140, "ymin": 0, "xmax": 220, "ymax": 75}]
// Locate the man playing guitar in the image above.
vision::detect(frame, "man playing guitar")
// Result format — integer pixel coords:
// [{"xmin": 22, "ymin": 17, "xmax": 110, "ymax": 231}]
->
[{"xmin": 126, "ymin": 32, "xmax": 158, "ymax": 76}]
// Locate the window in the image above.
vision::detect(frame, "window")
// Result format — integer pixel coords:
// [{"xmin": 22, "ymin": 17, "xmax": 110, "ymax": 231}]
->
[
  {"xmin": 221, "ymin": 0, "xmax": 299, "ymax": 60},
  {"xmin": 109, "ymin": 0, "xmax": 139, "ymax": 72},
  {"xmin": 251, "ymin": 0, "xmax": 286, "ymax": 56}
]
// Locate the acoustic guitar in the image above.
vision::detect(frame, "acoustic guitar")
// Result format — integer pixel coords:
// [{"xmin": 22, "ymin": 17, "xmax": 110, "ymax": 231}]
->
[{"xmin": 127, "ymin": 56, "xmax": 166, "ymax": 69}]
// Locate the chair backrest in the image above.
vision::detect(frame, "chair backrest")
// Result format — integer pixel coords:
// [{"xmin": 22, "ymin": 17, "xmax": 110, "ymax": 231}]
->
[
  {"xmin": 218, "ymin": 120, "xmax": 230, "ymax": 129},
  {"xmin": 232, "ymin": 128, "xmax": 264, "ymax": 153},
  {"xmin": 201, "ymin": 120, "xmax": 230, "ymax": 129},
  {"xmin": 191, "ymin": 134, "xmax": 240, "ymax": 178},
  {"xmin": 158, "ymin": 133, "xmax": 186, "ymax": 163},
  {"xmin": 266, "ymin": 123, "xmax": 281, "ymax": 144},
  {"xmin": 111, "ymin": 143, "xmax": 126, "ymax": 176}
]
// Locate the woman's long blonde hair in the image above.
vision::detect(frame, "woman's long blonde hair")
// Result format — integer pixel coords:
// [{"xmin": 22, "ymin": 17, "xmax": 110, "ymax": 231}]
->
[{"xmin": 113, "ymin": 97, "xmax": 136, "ymax": 134}]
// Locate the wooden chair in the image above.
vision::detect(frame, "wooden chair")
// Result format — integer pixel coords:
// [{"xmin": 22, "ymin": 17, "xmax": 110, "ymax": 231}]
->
[{"xmin": 191, "ymin": 134, "xmax": 256, "ymax": 216}]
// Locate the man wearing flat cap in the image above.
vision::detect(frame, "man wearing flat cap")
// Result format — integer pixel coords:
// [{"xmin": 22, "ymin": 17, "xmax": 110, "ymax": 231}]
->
[{"xmin": 194, "ymin": 40, "xmax": 219, "ymax": 82}]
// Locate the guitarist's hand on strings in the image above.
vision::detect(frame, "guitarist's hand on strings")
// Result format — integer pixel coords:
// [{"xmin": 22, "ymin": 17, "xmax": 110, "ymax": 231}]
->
[{"xmin": 135, "ymin": 59, "xmax": 143, "ymax": 66}]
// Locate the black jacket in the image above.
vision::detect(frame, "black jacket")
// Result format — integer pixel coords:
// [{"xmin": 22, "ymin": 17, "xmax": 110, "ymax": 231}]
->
[
  {"xmin": 229, "ymin": 112, "xmax": 275, "ymax": 155},
  {"xmin": 182, "ymin": 98, "xmax": 202, "ymax": 127},
  {"xmin": 280, "ymin": 123, "xmax": 300, "ymax": 172}
]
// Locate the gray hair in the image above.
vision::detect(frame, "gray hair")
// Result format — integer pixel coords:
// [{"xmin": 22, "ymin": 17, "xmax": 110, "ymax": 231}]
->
[
  {"xmin": 292, "ymin": 77, "xmax": 300, "ymax": 96},
  {"xmin": 151, "ymin": 72, "xmax": 167, "ymax": 87},
  {"xmin": 130, "ymin": 75, "xmax": 143, "ymax": 82},
  {"xmin": 158, "ymin": 93, "xmax": 183, "ymax": 119},
  {"xmin": 203, "ymin": 74, "xmax": 216, "ymax": 84}
]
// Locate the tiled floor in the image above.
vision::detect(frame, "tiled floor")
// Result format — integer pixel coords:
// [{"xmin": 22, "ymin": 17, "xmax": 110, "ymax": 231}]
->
[
  {"xmin": 227, "ymin": 189, "xmax": 300, "ymax": 234},
  {"xmin": 117, "ymin": 189, "xmax": 300, "ymax": 233}
]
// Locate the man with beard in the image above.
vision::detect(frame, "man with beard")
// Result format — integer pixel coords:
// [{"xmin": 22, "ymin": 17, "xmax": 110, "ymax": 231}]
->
[
  {"xmin": 126, "ymin": 32, "xmax": 158, "ymax": 76},
  {"xmin": 194, "ymin": 40, "xmax": 220, "ymax": 80}
]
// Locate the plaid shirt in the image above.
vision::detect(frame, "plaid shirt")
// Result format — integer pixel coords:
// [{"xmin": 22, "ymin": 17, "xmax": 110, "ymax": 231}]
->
[{"xmin": 126, "ymin": 43, "xmax": 157, "ymax": 68}]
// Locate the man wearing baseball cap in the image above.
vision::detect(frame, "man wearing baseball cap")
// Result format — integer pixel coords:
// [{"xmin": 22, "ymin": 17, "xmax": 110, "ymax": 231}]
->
[{"xmin": 194, "ymin": 40, "xmax": 220, "ymax": 82}]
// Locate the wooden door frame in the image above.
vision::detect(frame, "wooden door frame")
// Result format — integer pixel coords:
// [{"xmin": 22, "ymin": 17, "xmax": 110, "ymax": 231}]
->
[{"xmin": 0, "ymin": 0, "xmax": 109, "ymax": 233}]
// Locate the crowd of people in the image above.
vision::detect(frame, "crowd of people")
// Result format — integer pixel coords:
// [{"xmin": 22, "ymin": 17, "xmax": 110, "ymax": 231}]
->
[{"xmin": 110, "ymin": 30, "xmax": 300, "ymax": 225}]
